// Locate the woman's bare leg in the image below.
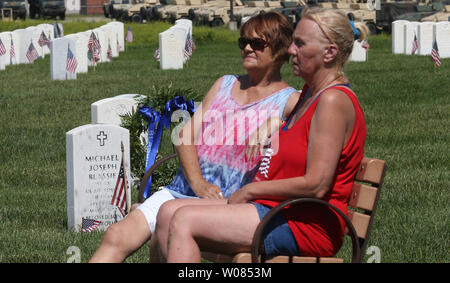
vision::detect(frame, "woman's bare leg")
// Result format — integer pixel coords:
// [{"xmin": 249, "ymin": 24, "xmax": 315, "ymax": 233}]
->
[
  {"xmin": 155, "ymin": 198, "xmax": 227, "ymax": 261},
  {"xmin": 89, "ymin": 209, "xmax": 151, "ymax": 263},
  {"xmin": 166, "ymin": 203, "xmax": 260, "ymax": 262}
]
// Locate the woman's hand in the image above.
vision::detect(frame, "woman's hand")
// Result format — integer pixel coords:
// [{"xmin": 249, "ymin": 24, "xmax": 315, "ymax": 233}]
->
[
  {"xmin": 192, "ymin": 179, "xmax": 225, "ymax": 200},
  {"xmin": 227, "ymin": 184, "xmax": 254, "ymax": 204}
]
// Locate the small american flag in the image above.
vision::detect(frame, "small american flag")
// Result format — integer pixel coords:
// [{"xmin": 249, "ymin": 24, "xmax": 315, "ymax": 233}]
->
[
  {"xmin": 126, "ymin": 26, "xmax": 133, "ymax": 43},
  {"xmin": 81, "ymin": 218, "xmax": 101, "ymax": 232},
  {"xmin": 88, "ymin": 32, "xmax": 101, "ymax": 55},
  {"xmin": 431, "ymin": 40, "xmax": 441, "ymax": 67},
  {"xmin": 111, "ymin": 158, "xmax": 129, "ymax": 217},
  {"xmin": 66, "ymin": 46, "xmax": 78, "ymax": 74},
  {"xmin": 0, "ymin": 38, "xmax": 6, "ymax": 56},
  {"xmin": 187, "ymin": 32, "xmax": 196, "ymax": 52},
  {"xmin": 107, "ymin": 43, "xmax": 113, "ymax": 60},
  {"xmin": 10, "ymin": 37, "xmax": 15, "ymax": 59},
  {"xmin": 26, "ymin": 42, "xmax": 39, "ymax": 63},
  {"xmin": 153, "ymin": 48, "xmax": 160, "ymax": 62},
  {"xmin": 183, "ymin": 39, "xmax": 191, "ymax": 60},
  {"xmin": 411, "ymin": 34, "xmax": 418, "ymax": 55},
  {"xmin": 116, "ymin": 37, "xmax": 121, "ymax": 54},
  {"xmin": 38, "ymin": 31, "xmax": 50, "ymax": 47},
  {"xmin": 361, "ymin": 39, "xmax": 370, "ymax": 51}
]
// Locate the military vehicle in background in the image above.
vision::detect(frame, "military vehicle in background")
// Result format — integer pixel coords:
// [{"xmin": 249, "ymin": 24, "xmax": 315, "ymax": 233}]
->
[
  {"xmin": 0, "ymin": 0, "xmax": 27, "ymax": 20},
  {"xmin": 29, "ymin": 0, "xmax": 66, "ymax": 20},
  {"xmin": 375, "ymin": 0, "xmax": 447, "ymax": 33},
  {"xmin": 103, "ymin": 0, "xmax": 132, "ymax": 20},
  {"xmin": 421, "ymin": 3, "xmax": 450, "ymax": 21}
]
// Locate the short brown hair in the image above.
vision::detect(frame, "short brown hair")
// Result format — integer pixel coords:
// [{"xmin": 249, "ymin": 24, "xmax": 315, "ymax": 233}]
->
[{"xmin": 240, "ymin": 12, "xmax": 293, "ymax": 64}]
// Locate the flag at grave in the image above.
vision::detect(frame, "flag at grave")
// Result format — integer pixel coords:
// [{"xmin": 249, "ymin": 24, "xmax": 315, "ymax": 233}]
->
[
  {"xmin": 431, "ymin": 40, "xmax": 441, "ymax": 67},
  {"xmin": 126, "ymin": 26, "xmax": 133, "ymax": 43},
  {"xmin": 26, "ymin": 42, "xmax": 39, "ymax": 63},
  {"xmin": 361, "ymin": 39, "xmax": 370, "ymax": 51},
  {"xmin": 411, "ymin": 34, "xmax": 418, "ymax": 55},
  {"xmin": 111, "ymin": 154, "xmax": 129, "ymax": 217},
  {"xmin": 66, "ymin": 46, "xmax": 78, "ymax": 74},
  {"xmin": 187, "ymin": 32, "xmax": 196, "ymax": 53},
  {"xmin": 81, "ymin": 218, "xmax": 102, "ymax": 232},
  {"xmin": 153, "ymin": 48, "xmax": 160, "ymax": 62},
  {"xmin": 10, "ymin": 37, "xmax": 15, "ymax": 59},
  {"xmin": 107, "ymin": 43, "xmax": 113, "ymax": 60},
  {"xmin": 38, "ymin": 31, "xmax": 50, "ymax": 47},
  {"xmin": 88, "ymin": 32, "xmax": 101, "ymax": 54},
  {"xmin": 183, "ymin": 39, "xmax": 191, "ymax": 60},
  {"xmin": 116, "ymin": 36, "xmax": 121, "ymax": 54},
  {"xmin": 88, "ymin": 32, "xmax": 101, "ymax": 63},
  {"xmin": 0, "ymin": 38, "xmax": 6, "ymax": 56}
]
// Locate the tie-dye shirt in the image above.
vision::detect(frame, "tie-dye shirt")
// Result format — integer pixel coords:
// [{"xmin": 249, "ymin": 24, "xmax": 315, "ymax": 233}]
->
[{"xmin": 165, "ymin": 75, "xmax": 297, "ymax": 198}]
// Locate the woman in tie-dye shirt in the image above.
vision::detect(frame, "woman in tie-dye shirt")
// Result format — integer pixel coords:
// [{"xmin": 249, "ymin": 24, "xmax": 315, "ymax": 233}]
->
[{"xmin": 89, "ymin": 12, "xmax": 299, "ymax": 263}]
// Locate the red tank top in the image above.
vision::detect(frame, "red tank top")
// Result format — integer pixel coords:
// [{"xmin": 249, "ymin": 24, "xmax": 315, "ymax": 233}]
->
[{"xmin": 253, "ymin": 84, "xmax": 366, "ymax": 257}]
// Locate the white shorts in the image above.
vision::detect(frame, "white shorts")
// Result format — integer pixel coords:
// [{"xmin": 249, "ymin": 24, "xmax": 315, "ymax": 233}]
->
[{"xmin": 136, "ymin": 187, "xmax": 175, "ymax": 234}]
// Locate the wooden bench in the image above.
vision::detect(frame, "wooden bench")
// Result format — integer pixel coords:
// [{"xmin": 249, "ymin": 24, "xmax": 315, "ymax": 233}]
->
[{"xmin": 139, "ymin": 155, "xmax": 386, "ymax": 263}]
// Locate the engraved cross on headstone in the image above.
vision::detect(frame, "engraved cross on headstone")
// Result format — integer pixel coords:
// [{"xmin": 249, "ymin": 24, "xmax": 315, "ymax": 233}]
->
[{"xmin": 97, "ymin": 131, "xmax": 107, "ymax": 146}]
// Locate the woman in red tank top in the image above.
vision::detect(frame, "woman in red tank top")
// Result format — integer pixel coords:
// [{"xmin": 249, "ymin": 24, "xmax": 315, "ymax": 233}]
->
[{"xmin": 159, "ymin": 8, "xmax": 369, "ymax": 262}]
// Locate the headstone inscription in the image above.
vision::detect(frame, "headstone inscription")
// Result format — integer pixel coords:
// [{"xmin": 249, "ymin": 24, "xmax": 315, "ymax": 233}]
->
[
  {"xmin": 66, "ymin": 124, "xmax": 131, "ymax": 232},
  {"xmin": 159, "ymin": 28, "xmax": 184, "ymax": 70}
]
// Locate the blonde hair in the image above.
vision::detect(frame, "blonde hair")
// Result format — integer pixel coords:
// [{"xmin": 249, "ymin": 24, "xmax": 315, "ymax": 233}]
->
[{"xmin": 302, "ymin": 8, "xmax": 369, "ymax": 74}]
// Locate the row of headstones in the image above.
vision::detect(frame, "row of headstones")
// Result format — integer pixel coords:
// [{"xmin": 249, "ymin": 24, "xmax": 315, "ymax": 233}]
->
[
  {"xmin": 392, "ymin": 20, "xmax": 450, "ymax": 57},
  {"xmin": 158, "ymin": 19, "xmax": 195, "ymax": 70},
  {"xmin": 51, "ymin": 21, "xmax": 125, "ymax": 80},
  {"xmin": 0, "ymin": 23, "xmax": 61, "ymax": 70},
  {"xmin": 66, "ymin": 94, "xmax": 145, "ymax": 232}
]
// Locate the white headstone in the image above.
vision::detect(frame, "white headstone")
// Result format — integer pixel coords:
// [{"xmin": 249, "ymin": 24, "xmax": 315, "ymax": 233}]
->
[
  {"xmin": 159, "ymin": 28, "xmax": 184, "ymax": 70},
  {"xmin": 66, "ymin": 33, "xmax": 89, "ymax": 73},
  {"xmin": 50, "ymin": 37, "xmax": 77, "ymax": 80},
  {"xmin": 435, "ymin": 21, "xmax": 450, "ymax": 58},
  {"xmin": 92, "ymin": 29, "xmax": 108, "ymax": 62},
  {"xmin": 66, "ymin": 124, "xmax": 131, "ymax": 232},
  {"xmin": 404, "ymin": 21, "xmax": 420, "ymax": 54},
  {"xmin": 65, "ymin": 0, "xmax": 81, "ymax": 14},
  {"xmin": 13, "ymin": 29, "xmax": 32, "ymax": 64},
  {"xmin": 37, "ymin": 24, "xmax": 54, "ymax": 56},
  {"xmin": 392, "ymin": 20, "xmax": 409, "ymax": 54},
  {"xmin": 106, "ymin": 22, "xmax": 125, "ymax": 52},
  {"xmin": 26, "ymin": 26, "xmax": 44, "ymax": 58},
  {"xmin": 91, "ymin": 95, "xmax": 145, "ymax": 125},
  {"xmin": 0, "ymin": 32, "xmax": 12, "ymax": 67},
  {"xmin": 175, "ymin": 19, "xmax": 193, "ymax": 35},
  {"xmin": 418, "ymin": 22, "xmax": 435, "ymax": 55},
  {"xmin": 99, "ymin": 25, "xmax": 118, "ymax": 58},
  {"xmin": 349, "ymin": 40, "xmax": 367, "ymax": 62}
]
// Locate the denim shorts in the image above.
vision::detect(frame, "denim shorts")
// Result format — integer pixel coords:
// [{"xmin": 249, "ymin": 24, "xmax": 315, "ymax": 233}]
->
[{"xmin": 252, "ymin": 202, "xmax": 300, "ymax": 257}]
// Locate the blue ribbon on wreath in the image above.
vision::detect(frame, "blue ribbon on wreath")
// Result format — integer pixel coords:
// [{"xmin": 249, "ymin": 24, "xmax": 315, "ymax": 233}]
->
[{"xmin": 140, "ymin": 96, "xmax": 196, "ymax": 199}]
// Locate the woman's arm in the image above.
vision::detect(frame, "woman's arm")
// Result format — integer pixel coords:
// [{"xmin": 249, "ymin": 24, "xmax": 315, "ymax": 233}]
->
[
  {"xmin": 229, "ymin": 89, "xmax": 356, "ymax": 204},
  {"xmin": 174, "ymin": 77, "xmax": 225, "ymax": 199}
]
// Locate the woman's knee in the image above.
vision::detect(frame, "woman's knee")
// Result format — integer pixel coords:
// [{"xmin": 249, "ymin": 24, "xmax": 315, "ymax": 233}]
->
[
  {"xmin": 102, "ymin": 222, "xmax": 128, "ymax": 247},
  {"xmin": 168, "ymin": 206, "xmax": 199, "ymax": 236}
]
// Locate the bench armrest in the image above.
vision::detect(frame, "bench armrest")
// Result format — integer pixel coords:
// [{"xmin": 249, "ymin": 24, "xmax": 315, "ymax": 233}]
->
[{"xmin": 138, "ymin": 153, "xmax": 178, "ymax": 203}]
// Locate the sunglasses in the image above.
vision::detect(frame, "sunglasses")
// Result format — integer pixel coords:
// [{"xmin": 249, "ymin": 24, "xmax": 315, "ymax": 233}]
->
[{"xmin": 238, "ymin": 37, "xmax": 269, "ymax": 51}]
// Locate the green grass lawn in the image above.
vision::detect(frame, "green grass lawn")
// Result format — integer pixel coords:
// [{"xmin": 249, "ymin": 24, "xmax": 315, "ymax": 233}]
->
[{"xmin": 0, "ymin": 21, "xmax": 448, "ymax": 263}]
